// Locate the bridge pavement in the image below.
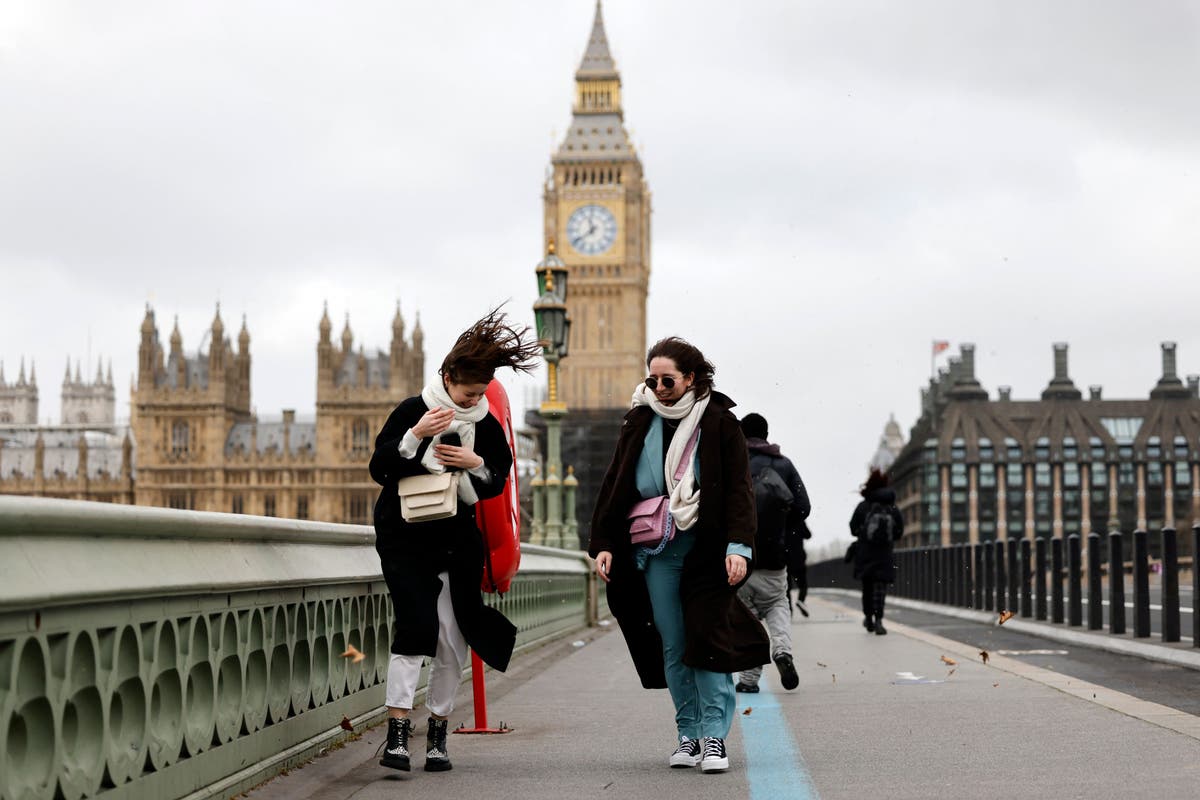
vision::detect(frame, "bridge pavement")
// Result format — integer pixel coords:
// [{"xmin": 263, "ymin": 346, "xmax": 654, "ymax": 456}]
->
[{"xmin": 241, "ymin": 597, "xmax": 1200, "ymax": 800}]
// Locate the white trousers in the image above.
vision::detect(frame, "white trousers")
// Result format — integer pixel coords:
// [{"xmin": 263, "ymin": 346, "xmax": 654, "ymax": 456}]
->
[{"xmin": 385, "ymin": 571, "xmax": 470, "ymax": 717}]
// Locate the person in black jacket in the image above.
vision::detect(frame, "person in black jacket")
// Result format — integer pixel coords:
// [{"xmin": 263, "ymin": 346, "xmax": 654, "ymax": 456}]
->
[
  {"xmin": 848, "ymin": 469, "xmax": 905, "ymax": 635},
  {"xmin": 369, "ymin": 309, "xmax": 538, "ymax": 773},
  {"xmin": 734, "ymin": 412, "xmax": 811, "ymax": 694}
]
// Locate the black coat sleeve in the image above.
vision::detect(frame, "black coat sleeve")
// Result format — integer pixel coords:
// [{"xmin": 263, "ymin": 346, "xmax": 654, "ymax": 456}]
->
[
  {"xmin": 369, "ymin": 397, "xmax": 431, "ymax": 487},
  {"xmin": 466, "ymin": 414, "xmax": 512, "ymax": 502},
  {"xmin": 720, "ymin": 414, "xmax": 757, "ymax": 549},
  {"xmin": 849, "ymin": 500, "xmax": 866, "ymax": 538},
  {"xmin": 890, "ymin": 505, "xmax": 905, "ymax": 541}
]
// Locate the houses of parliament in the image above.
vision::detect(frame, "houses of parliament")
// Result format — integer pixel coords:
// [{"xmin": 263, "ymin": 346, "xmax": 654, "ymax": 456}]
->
[
  {"xmin": 0, "ymin": 2, "xmax": 650, "ymax": 534},
  {"xmin": 0, "ymin": 305, "xmax": 424, "ymax": 524}
]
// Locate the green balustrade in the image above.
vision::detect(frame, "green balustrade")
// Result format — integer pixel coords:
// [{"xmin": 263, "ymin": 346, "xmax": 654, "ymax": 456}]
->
[{"xmin": 0, "ymin": 497, "xmax": 601, "ymax": 800}]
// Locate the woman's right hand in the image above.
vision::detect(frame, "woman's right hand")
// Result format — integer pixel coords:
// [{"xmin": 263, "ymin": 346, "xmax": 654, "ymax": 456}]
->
[
  {"xmin": 410, "ymin": 407, "xmax": 455, "ymax": 439},
  {"xmin": 594, "ymin": 551, "xmax": 613, "ymax": 583}
]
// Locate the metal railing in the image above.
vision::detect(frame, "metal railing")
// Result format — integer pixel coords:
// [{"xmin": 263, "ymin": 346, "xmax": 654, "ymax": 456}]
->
[
  {"xmin": 812, "ymin": 527, "xmax": 1198, "ymax": 647},
  {"xmin": 0, "ymin": 496, "xmax": 603, "ymax": 800}
]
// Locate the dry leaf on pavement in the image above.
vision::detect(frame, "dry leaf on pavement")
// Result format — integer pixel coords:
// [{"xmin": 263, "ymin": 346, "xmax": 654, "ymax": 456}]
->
[
  {"xmin": 339, "ymin": 716, "xmax": 354, "ymax": 732},
  {"xmin": 940, "ymin": 655, "xmax": 957, "ymax": 666},
  {"xmin": 998, "ymin": 610, "xmax": 1015, "ymax": 625},
  {"xmin": 340, "ymin": 644, "xmax": 366, "ymax": 664},
  {"xmin": 979, "ymin": 650, "xmax": 990, "ymax": 664},
  {"xmin": 947, "ymin": 668, "xmax": 956, "ymax": 677},
  {"xmin": 743, "ymin": 707, "xmax": 752, "ymax": 716},
  {"xmin": 992, "ymin": 682, "xmax": 1000, "ymax": 688},
  {"xmin": 817, "ymin": 662, "xmax": 827, "ymax": 668}
]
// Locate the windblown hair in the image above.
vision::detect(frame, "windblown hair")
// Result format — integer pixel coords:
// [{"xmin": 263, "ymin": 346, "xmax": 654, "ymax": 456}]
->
[
  {"xmin": 646, "ymin": 336, "xmax": 715, "ymax": 399},
  {"xmin": 440, "ymin": 307, "xmax": 541, "ymax": 385},
  {"xmin": 861, "ymin": 468, "xmax": 890, "ymax": 498}
]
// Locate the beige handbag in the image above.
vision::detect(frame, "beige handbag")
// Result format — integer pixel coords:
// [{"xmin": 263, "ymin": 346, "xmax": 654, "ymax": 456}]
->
[{"xmin": 396, "ymin": 472, "xmax": 460, "ymax": 522}]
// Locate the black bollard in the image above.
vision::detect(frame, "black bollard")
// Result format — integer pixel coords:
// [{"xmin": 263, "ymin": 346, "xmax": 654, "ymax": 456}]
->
[
  {"xmin": 994, "ymin": 540, "xmax": 1007, "ymax": 614},
  {"xmin": 1051, "ymin": 537, "xmax": 1064, "ymax": 624},
  {"xmin": 973, "ymin": 543, "xmax": 984, "ymax": 610},
  {"xmin": 1067, "ymin": 534, "xmax": 1083, "ymax": 626},
  {"xmin": 1193, "ymin": 526, "xmax": 1199, "ymax": 648},
  {"xmin": 1161, "ymin": 528, "xmax": 1180, "ymax": 643},
  {"xmin": 1109, "ymin": 531, "xmax": 1125, "ymax": 635},
  {"xmin": 1133, "ymin": 530, "xmax": 1150, "ymax": 638},
  {"xmin": 1035, "ymin": 537, "xmax": 1047, "ymax": 621},
  {"xmin": 1087, "ymin": 532, "xmax": 1103, "ymax": 630},
  {"xmin": 983, "ymin": 542, "xmax": 994, "ymax": 611},
  {"xmin": 1008, "ymin": 538, "xmax": 1020, "ymax": 617},
  {"xmin": 1020, "ymin": 538, "xmax": 1032, "ymax": 618}
]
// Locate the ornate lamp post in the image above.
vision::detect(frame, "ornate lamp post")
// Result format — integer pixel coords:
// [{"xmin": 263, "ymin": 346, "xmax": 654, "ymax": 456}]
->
[{"xmin": 531, "ymin": 239, "xmax": 576, "ymax": 548}]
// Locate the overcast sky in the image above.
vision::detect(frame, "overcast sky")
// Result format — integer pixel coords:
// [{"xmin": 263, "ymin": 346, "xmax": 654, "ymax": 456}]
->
[{"xmin": 2, "ymin": 1, "xmax": 1198, "ymax": 553}]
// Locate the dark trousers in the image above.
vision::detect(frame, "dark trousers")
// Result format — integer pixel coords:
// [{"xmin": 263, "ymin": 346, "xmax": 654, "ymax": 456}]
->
[
  {"xmin": 861, "ymin": 578, "xmax": 888, "ymax": 619},
  {"xmin": 788, "ymin": 562, "xmax": 808, "ymax": 602}
]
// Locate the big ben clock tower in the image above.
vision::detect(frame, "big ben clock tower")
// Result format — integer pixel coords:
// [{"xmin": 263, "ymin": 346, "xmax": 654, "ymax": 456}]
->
[{"xmin": 544, "ymin": 1, "xmax": 650, "ymax": 411}]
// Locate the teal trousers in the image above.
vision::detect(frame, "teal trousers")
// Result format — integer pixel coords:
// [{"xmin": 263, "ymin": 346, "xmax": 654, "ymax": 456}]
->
[{"xmin": 643, "ymin": 533, "xmax": 736, "ymax": 740}]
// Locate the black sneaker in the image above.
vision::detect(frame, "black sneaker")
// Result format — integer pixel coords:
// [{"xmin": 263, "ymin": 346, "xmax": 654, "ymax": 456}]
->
[
  {"xmin": 379, "ymin": 717, "xmax": 412, "ymax": 771},
  {"xmin": 795, "ymin": 600, "xmax": 810, "ymax": 618},
  {"xmin": 864, "ymin": 615, "xmax": 875, "ymax": 633},
  {"xmin": 424, "ymin": 717, "xmax": 452, "ymax": 772},
  {"xmin": 734, "ymin": 682, "xmax": 759, "ymax": 693},
  {"xmin": 700, "ymin": 737, "xmax": 729, "ymax": 773},
  {"xmin": 875, "ymin": 619, "xmax": 888, "ymax": 636},
  {"xmin": 669, "ymin": 736, "xmax": 701, "ymax": 768},
  {"xmin": 774, "ymin": 653, "xmax": 799, "ymax": 691}
]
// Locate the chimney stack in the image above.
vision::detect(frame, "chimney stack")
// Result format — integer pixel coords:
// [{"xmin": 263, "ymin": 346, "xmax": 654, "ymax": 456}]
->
[
  {"xmin": 1187, "ymin": 375, "xmax": 1199, "ymax": 399},
  {"xmin": 1089, "ymin": 385, "xmax": 1103, "ymax": 400},
  {"xmin": 1042, "ymin": 343, "xmax": 1082, "ymax": 400},
  {"xmin": 998, "ymin": 386, "xmax": 1012, "ymax": 401},
  {"xmin": 1151, "ymin": 341, "xmax": 1190, "ymax": 399},
  {"xmin": 948, "ymin": 343, "xmax": 988, "ymax": 400}
]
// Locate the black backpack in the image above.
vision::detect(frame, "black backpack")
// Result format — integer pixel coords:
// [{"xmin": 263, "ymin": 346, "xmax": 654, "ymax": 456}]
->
[
  {"xmin": 752, "ymin": 464, "xmax": 793, "ymax": 566},
  {"xmin": 861, "ymin": 502, "xmax": 895, "ymax": 544}
]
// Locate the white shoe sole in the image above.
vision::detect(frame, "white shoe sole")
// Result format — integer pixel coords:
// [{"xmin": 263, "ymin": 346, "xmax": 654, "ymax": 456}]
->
[
  {"xmin": 670, "ymin": 754, "xmax": 701, "ymax": 768},
  {"xmin": 701, "ymin": 757, "xmax": 729, "ymax": 772}
]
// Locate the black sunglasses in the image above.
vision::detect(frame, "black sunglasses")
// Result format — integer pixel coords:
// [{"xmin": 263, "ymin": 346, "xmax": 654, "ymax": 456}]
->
[{"xmin": 644, "ymin": 375, "xmax": 679, "ymax": 391}]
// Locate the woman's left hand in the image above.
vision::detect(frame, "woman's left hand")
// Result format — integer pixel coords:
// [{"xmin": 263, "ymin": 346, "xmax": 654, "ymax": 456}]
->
[
  {"xmin": 434, "ymin": 443, "xmax": 484, "ymax": 471},
  {"xmin": 725, "ymin": 554, "xmax": 747, "ymax": 585}
]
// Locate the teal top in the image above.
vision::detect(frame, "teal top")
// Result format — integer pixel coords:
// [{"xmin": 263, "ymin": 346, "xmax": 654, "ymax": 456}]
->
[{"xmin": 633, "ymin": 415, "xmax": 752, "ymax": 568}]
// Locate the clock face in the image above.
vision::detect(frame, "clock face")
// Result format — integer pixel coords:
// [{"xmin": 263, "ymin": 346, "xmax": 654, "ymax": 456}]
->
[{"xmin": 566, "ymin": 204, "xmax": 618, "ymax": 255}]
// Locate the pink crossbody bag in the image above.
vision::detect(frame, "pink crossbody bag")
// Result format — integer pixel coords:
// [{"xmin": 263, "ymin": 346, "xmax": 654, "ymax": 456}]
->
[{"xmin": 627, "ymin": 424, "xmax": 700, "ymax": 551}]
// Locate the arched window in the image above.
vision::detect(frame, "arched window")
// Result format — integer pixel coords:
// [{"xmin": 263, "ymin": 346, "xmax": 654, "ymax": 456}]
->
[
  {"xmin": 352, "ymin": 418, "xmax": 371, "ymax": 458},
  {"xmin": 171, "ymin": 421, "xmax": 189, "ymax": 456}
]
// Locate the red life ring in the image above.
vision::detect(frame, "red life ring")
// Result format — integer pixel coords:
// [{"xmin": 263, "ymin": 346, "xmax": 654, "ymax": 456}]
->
[{"xmin": 476, "ymin": 381, "xmax": 521, "ymax": 593}]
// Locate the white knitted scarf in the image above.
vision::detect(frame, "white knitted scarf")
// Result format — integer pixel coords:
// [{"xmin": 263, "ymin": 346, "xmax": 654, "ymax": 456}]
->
[
  {"xmin": 420, "ymin": 380, "xmax": 490, "ymax": 504},
  {"xmin": 630, "ymin": 384, "xmax": 710, "ymax": 531}
]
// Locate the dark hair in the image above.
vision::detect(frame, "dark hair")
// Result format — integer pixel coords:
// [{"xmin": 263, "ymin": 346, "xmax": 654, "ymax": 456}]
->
[
  {"xmin": 645, "ymin": 336, "xmax": 714, "ymax": 399},
  {"xmin": 440, "ymin": 307, "xmax": 541, "ymax": 385},
  {"xmin": 861, "ymin": 468, "xmax": 889, "ymax": 497},
  {"xmin": 740, "ymin": 412, "xmax": 768, "ymax": 440}
]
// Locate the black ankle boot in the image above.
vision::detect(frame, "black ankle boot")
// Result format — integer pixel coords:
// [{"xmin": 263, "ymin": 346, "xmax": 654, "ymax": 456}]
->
[
  {"xmin": 425, "ymin": 717, "xmax": 452, "ymax": 772},
  {"xmin": 874, "ymin": 616, "xmax": 888, "ymax": 635},
  {"xmin": 379, "ymin": 717, "xmax": 412, "ymax": 771},
  {"xmin": 864, "ymin": 614, "xmax": 875, "ymax": 633}
]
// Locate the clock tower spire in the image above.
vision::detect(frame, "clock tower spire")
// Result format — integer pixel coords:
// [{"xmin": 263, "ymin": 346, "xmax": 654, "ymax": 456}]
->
[{"xmin": 545, "ymin": 0, "xmax": 650, "ymax": 410}]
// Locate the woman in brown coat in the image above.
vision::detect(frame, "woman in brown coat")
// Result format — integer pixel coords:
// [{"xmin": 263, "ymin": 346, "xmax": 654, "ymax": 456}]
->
[{"xmin": 589, "ymin": 337, "xmax": 769, "ymax": 774}]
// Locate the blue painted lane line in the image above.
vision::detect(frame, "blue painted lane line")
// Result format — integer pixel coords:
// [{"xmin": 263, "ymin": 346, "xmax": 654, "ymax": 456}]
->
[{"xmin": 737, "ymin": 678, "xmax": 819, "ymax": 800}]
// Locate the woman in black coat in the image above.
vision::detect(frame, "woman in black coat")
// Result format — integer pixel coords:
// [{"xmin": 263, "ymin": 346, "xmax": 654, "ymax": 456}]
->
[
  {"xmin": 848, "ymin": 468, "xmax": 905, "ymax": 635},
  {"xmin": 369, "ymin": 309, "xmax": 538, "ymax": 774},
  {"xmin": 589, "ymin": 337, "xmax": 769, "ymax": 775}
]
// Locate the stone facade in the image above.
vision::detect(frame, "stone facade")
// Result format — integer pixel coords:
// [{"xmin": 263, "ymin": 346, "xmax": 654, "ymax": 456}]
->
[
  {"xmin": 131, "ymin": 303, "xmax": 424, "ymax": 523},
  {"xmin": 0, "ymin": 359, "xmax": 38, "ymax": 425},
  {"xmin": 889, "ymin": 342, "xmax": 1200, "ymax": 550},
  {"xmin": 544, "ymin": 2, "xmax": 650, "ymax": 411}
]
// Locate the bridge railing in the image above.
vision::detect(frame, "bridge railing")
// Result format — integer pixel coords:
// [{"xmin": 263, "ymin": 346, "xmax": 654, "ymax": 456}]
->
[
  {"xmin": 811, "ymin": 528, "xmax": 1198, "ymax": 647},
  {"xmin": 0, "ymin": 496, "xmax": 602, "ymax": 800}
]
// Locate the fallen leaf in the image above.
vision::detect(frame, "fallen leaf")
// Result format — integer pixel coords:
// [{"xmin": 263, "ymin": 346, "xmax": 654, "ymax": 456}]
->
[
  {"xmin": 340, "ymin": 644, "xmax": 366, "ymax": 664},
  {"xmin": 743, "ymin": 707, "xmax": 752, "ymax": 715},
  {"xmin": 1093, "ymin": 693, "xmax": 1097, "ymax": 699},
  {"xmin": 947, "ymin": 668, "xmax": 956, "ymax": 677},
  {"xmin": 940, "ymin": 655, "xmax": 957, "ymax": 666},
  {"xmin": 993, "ymin": 682, "xmax": 1000, "ymax": 688},
  {"xmin": 339, "ymin": 716, "xmax": 353, "ymax": 732},
  {"xmin": 816, "ymin": 662, "xmax": 828, "ymax": 668},
  {"xmin": 979, "ymin": 650, "xmax": 990, "ymax": 664},
  {"xmin": 998, "ymin": 610, "xmax": 1015, "ymax": 625},
  {"xmin": 832, "ymin": 674, "xmax": 837, "ymax": 684}
]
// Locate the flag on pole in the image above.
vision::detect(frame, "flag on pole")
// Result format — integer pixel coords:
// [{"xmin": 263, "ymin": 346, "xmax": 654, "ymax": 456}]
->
[{"xmin": 932, "ymin": 340, "xmax": 950, "ymax": 356}]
